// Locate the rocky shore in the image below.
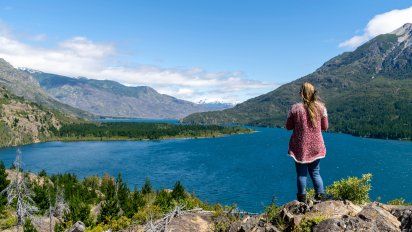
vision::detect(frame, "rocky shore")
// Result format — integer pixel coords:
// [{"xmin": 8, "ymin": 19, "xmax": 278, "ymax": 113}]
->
[{"xmin": 52, "ymin": 199, "xmax": 411, "ymax": 232}]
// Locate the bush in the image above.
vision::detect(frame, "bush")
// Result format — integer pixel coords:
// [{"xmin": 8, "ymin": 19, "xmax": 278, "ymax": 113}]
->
[
  {"xmin": 54, "ymin": 223, "xmax": 65, "ymax": 232},
  {"xmin": 23, "ymin": 219, "xmax": 38, "ymax": 232},
  {"xmin": 141, "ymin": 178, "xmax": 152, "ymax": 195},
  {"xmin": 0, "ymin": 211, "xmax": 16, "ymax": 230},
  {"xmin": 326, "ymin": 173, "xmax": 372, "ymax": 204},
  {"xmin": 171, "ymin": 181, "xmax": 186, "ymax": 201},
  {"xmin": 296, "ymin": 216, "xmax": 326, "ymax": 232},
  {"xmin": 132, "ymin": 205, "xmax": 163, "ymax": 224},
  {"xmin": 0, "ymin": 161, "xmax": 9, "ymax": 214},
  {"xmin": 38, "ymin": 169, "xmax": 47, "ymax": 177},
  {"xmin": 106, "ymin": 216, "xmax": 131, "ymax": 231},
  {"xmin": 264, "ymin": 200, "xmax": 284, "ymax": 228},
  {"xmin": 154, "ymin": 190, "xmax": 173, "ymax": 212},
  {"xmin": 387, "ymin": 198, "xmax": 411, "ymax": 206}
]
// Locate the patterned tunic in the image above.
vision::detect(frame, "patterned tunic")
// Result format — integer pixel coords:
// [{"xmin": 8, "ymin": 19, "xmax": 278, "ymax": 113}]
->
[{"xmin": 285, "ymin": 102, "xmax": 328, "ymax": 163}]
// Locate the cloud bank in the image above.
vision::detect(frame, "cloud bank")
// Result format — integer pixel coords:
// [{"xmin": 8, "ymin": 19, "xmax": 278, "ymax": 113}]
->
[
  {"xmin": 0, "ymin": 24, "xmax": 276, "ymax": 104},
  {"xmin": 339, "ymin": 6, "xmax": 412, "ymax": 48}
]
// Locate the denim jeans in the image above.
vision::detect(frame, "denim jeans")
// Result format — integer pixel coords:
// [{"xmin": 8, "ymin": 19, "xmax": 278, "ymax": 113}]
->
[{"xmin": 295, "ymin": 159, "xmax": 325, "ymax": 195}]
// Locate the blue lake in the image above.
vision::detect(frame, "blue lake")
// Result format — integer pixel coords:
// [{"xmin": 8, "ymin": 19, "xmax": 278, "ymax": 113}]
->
[{"xmin": 0, "ymin": 127, "xmax": 411, "ymax": 212}]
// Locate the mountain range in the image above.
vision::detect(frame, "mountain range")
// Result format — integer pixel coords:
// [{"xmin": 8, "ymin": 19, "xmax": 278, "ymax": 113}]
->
[
  {"xmin": 183, "ymin": 23, "xmax": 412, "ymax": 140},
  {"xmin": 21, "ymin": 70, "xmax": 232, "ymax": 119}
]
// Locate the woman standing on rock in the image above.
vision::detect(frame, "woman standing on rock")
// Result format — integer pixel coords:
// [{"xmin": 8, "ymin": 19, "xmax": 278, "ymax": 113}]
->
[{"xmin": 285, "ymin": 82, "xmax": 328, "ymax": 202}]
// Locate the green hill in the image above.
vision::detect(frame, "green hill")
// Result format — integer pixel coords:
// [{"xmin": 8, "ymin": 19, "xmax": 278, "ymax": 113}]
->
[{"xmin": 183, "ymin": 24, "xmax": 412, "ymax": 140}]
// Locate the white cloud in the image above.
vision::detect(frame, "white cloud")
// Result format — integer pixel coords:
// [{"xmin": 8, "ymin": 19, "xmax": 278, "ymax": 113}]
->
[
  {"xmin": 30, "ymin": 34, "xmax": 47, "ymax": 41},
  {"xmin": 339, "ymin": 6, "xmax": 412, "ymax": 48},
  {"xmin": 0, "ymin": 23, "xmax": 276, "ymax": 103}
]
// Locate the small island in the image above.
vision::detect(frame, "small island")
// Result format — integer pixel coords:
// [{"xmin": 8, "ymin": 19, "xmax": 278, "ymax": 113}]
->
[{"xmin": 53, "ymin": 122, "xmax": 252, "ymax": 142}]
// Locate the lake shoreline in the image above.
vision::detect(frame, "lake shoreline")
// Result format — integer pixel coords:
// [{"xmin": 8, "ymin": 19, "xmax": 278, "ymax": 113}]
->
[{"xmin": 0, "ymin": 129, "xmax": 255, "ymax": 149}]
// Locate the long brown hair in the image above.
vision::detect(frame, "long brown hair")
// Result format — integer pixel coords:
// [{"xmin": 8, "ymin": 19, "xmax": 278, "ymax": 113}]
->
[{"xmin": 300, "ymin": 82, "xmax": 320, "ymax": 127}]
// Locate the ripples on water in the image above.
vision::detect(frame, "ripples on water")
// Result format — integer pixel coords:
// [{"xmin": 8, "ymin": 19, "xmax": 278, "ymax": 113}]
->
[{"xmin": 0, "ymin": 127, "xmax": 411, "ymax": 212}]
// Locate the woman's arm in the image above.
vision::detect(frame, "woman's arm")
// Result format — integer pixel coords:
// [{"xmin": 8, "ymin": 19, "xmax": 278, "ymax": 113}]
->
[
  {"xmin": 321, "ymin": 107, "xmax": 328, "ymax": 131},
  {"xmin": 285, "ymin": 108, "xmax": 294, "ymax": 130}
]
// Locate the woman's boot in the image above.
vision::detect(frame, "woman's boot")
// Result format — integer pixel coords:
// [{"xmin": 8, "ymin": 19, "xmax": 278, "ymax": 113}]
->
[{"xmin": 297, "ymin": 194, "xmax": 306, "ymax": 203}]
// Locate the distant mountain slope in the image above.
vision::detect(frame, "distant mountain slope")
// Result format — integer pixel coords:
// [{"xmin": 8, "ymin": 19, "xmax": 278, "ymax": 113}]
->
[
  {"xmin": 183, "ymin": 24, "xmax": 412, "ymax": 140},
  {"xmin": 0, "ymin": 59, "xmax": 91, "ymax": 118},
  {"xmin": 24, "ymin": 71, "xmax": 232, "ymax": 119}
]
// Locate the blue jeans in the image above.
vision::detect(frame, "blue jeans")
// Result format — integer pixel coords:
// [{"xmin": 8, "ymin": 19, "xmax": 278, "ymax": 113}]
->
[{"xmin": 295, "ymin": 159, "xmax": 325, "ymax": 195}]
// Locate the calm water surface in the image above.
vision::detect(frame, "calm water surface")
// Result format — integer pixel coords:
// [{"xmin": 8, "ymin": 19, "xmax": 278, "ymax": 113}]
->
[{"xmin": 0, "ymin": 127, "xmax": 411, "ymax": 212}]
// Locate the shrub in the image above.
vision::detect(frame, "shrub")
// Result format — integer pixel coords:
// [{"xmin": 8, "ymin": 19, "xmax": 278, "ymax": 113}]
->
[
  {"xmin": 181, "ymin": 194, "xmax": 212, "ymax": 210},
  {"xmin": 306, "ymin": 188, "xmax": 315, "ymax": 201},
  {"xmin": 387, "ymin": 198, "xmax": 411, "ymax": 206},
  {"xmin": 23, "ymin": 219, "xmax": 38, "ymax": 232},
  {"xmin": 141, "ymin": 178, "xmax": 152, "ymax": 195},
  {"xmin": 0, "ymin": 211, "xmax": 16, "ymax": 230},
  {"xmin": 171, "ymin": 181, "xmax": 186, "ymax": 201},
  {"xmin": 154, "ymin": 190, "xmax": 173, "ymax": 212},
  {"xmin": 264, "ymin": 200, "xmax": 284, "ymax": 228},
  {"xmin": 106, "ymin": 216, "xmax": 131, "ymax": 231},
  {"xmin": 326, "ymin": 173, "xmax": 372, "ymax": 204},
  {"xmin": 212, "ymin": 204, "xmax": 238, "ymax": 232},
  {"xmin": 54, "ymin": 223, "xmax": 65, "ymax": 232},
  {"xmin": 86, "ymin": 225, "xmax": 104, "ymax": 232},
  {"xmin": 0, "ymin": 161, "xmax": 9, "ymax": 215},
  {"xmin": 132, "ymin": 205, "xmax": 163, "ymax": 224},
  {"xmin": 38, "ymin": 169, "xmax": 47, "ymax": 177},
  {"xmin": 296, "ymin": 216, "xmax": 326, "ymax": 232}
]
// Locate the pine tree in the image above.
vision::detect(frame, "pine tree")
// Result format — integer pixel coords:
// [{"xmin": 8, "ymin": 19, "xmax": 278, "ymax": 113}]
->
[
  {"xmin": 0, "ymin": 161, "xmax": 9, "ymax": 214},
  {"xmin": 115, "ymin": 173, "xmax": 130, "ymax": 213},
  {"xmin": 124, "ymin": 186, "xmax": 145, "ymax": 217},
  {"xmin": 98, "ymin": 175, "xmax": 120, "ymax": 223},
  {"xmin": 171, "ymin": 181, "xmax": 186, "ymax": 201},
  {"xmin": 141, "ymin": 177, "xmax": 152, "ymax": 195}
]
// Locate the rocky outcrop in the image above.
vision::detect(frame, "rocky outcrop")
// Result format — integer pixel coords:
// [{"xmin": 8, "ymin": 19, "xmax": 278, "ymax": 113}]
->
[
  {"xmin": 68, "ymin": 221, "xmax": 85, "ymax": 232},
  {"xmin": 64, "ymin": 201, "xmax": 410, "ymax": 232},
  {"xmin": 385, "ymin": 205, "xmax": 412, "ymax": 232},
  {"xmin": 315, "ymin": 202, "xmax": 401, "ymax": 232},
  {"xmin": 173, "ymin": 201, "xmax": 407, "ymax": 232}
]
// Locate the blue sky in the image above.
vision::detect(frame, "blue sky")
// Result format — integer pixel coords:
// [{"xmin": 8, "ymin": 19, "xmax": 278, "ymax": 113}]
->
[{"xmin": 0, "ymin": 1, "xmax": 412, "ymax": 103}]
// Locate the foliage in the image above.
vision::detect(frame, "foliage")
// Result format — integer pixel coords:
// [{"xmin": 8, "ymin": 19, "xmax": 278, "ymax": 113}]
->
[
  {"xmin": 98, "ymin": 174, "xmax": 119, "ymax": 223},
  {"xmin": 54, "ymin": 222, "xmax": 65, "ymax": 232},
  {"xmin": 132, "ymin": 204, "xmax": 163, "ymax": 224},
  {"xmin": 154, "ymin": 190, "xmax": 174, "ymax": 213},
  {"xmin": 295, "ymin": 215, "xmax": 326, "ymax": 232},
  {"xmin": 57, "ymin": 122, "xmax": 250, "ymax": 141},
  {"xmin": 264, "ymin": 199, "xmax": 284, "ymax": 228},
  {"xmin": 171, "ymin": 181, "xmax": 186, "ymax": 201},
  {"xmin": 0, "ymin": 211, "xmax": 16, "ymax": 230},
  {"xmin": 306, "ymin": 188, "xmax": 315, "ymax": 201},
  {"xmin": 212, "ymin": 204, "xmax": 239, "ymax": 232},
  {"xmin": 326, "ymin": 173, "xmax": 372, "ymax": 204},
  {"xmin": 38, "ymin": 169, "xmax": 47, "ymax": 177},
  {"xmin": 141, "ymin": 177, "xmax": 152, "ymax": 195},
  {"xmin": 23, "ymin": 219, "xmax": 38, "ymax": 232},
  {"xmin": 0, "ymin": 161, "xmax": 9, "ymax": 214},
  {"xmin": 387, "ymin": 198, "xmax": 411, "ymax": 206},
  {"xmin": 106, "ymin": 216, "xmax": 132, "ymax": 231}
]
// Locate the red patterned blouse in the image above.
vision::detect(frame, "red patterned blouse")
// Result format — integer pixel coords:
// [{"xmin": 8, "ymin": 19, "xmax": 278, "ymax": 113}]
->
[{"xmin": 285, "ymin": 102, "xmax": 328, "ymax": 164}]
